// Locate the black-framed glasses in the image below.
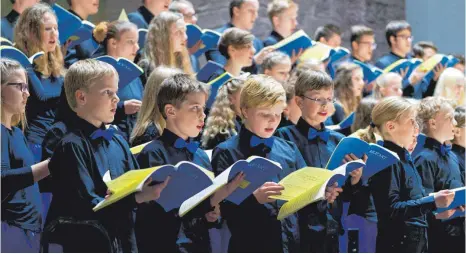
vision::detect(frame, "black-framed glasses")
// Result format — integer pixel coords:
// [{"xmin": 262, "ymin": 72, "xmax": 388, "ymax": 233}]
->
[
  {"xmin": 6, "ymin": 82, "xmax": 28, "ymax": 92},
  {"xmin": 302, "ymin": 95, "xmax": 336, "ymax": 106},
  {"xmin": 395, "ymin": 34, "xmax": 413, "ymax": 41}
]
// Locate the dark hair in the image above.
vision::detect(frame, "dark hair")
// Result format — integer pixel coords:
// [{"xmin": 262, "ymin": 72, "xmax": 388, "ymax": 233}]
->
[
  {"xmin": 385, "ymin": 20, "xmax": 411, "ymax": 47},
  {"xmin": 350, "ymin": 25, "xmax": 374, "ymax": 43},
  {"xmin": 229, "ymin": 0, "xmax": 245, "ymax": 19},
  {"xmin": 157, "ymin": 73, "xmax": 209, "ymax": 118},
  {"xmin": 294, "ymin": 70, "xmax": 334, "ymax": 97},
  {"xmin": 218, "ymin": 27, "xmax": 254, "ymax": 59},
  {"xmin": 314, "ymin": 24, "xmax": 341, "ymax": 42},
  {"xmin": 454, "ymin": 54, "xmax": 465, "ymax": 65},
  {"xmin": 412, "ymin": 41, "xmax": 437, "ymax": 58}
]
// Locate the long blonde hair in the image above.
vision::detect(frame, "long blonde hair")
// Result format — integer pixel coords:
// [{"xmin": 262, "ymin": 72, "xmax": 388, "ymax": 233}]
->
[
  {"xmin": 130, "ymin": 66, "xmax": 183, "ymax": 143},
  {"xmin": 139, "ymin": 11, "xmax": 192, "ymax": 75},
  {"xmin": 334, "ymin": 62, "xmax": 362, "ymax": 116},
  {"xmin": 358, "ymin": 96, "xmax": 416, "ymax": 144},
  {"xmin": 434, "ymin": 67, "xmax": 465, "ymax": 106},
  {"xmin": 0, "ymin": 58, "xmax": 28, "ymax": 130},
  {"xmin": 14, "ymin": 3, "xmax": 64, "ymax": 77},
  {"xmin": 201, "ymin": 77, "xmax": 246, "ymax": 147}
]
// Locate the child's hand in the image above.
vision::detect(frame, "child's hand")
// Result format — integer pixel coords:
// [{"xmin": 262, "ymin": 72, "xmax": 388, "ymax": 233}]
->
[
  {"xmin": 433, "ymin": 189, "xmax": 455, "ymax": 208},
  {"xmin": 124, "ymin": 99, "xmax": 142, "ymax": 115},
  {"xmin": 253, "ymin": 46, "xmax": 275, "ymax": 65},
  {"xmin": 205, "ymin": 205, "xmax": 220, "ymax": 222},
  {"xmin": 325, "ymin": 182, "xmax": 342, "ymax": 203},
  {"xmin": 435, "ymin": 208, "xmax": 457, "ymax": 220},
  {"xmin": 253, "ymin": 182, "xmax": 284, "ymax": 204},
  {"xmin": 135, "ymin": 176, "xmax": 170, "ymax": 204},
  {"xmin": 210, "ymin": 172, "xmax": 245, "ymax": 207},
  {"xmin": 407, "ymin": 66, "xmax": 426, "ymax": 86},
  {"xmin": 290, "ymin": 48, "xmax": 304, "ymax": 64},
  {"xmin": 188, "ymin": 40, "xmax": 203, "ymax": 55},
  {"xmin": 433, "ymin": 63, "xmax": 447, "ymax": 81},
  {"xmin": 343, "ymin": 153, "xmax": 367, "ymax": 185}
]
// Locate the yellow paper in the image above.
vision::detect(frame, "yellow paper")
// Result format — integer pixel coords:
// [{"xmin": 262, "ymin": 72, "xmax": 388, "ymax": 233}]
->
[
  {"xmin": 272, "ymin": 166, "xmax": 345, "ymax": 220},
  {"xmin": 417, "ymin": 54, "xmax": 444, "ymax": 72},
  {"xmin": 93, "ymin": 166, "xmax": 163, "ymax": 211},
  {"xmin": 118, "ymin": 9, "xmax": 129, "ymax": 21},
  {"xmin": 298, "ymin": 42, "xmax": 333, "ymax": 62},
  {"xmin": 272, "ymin": 167, "xmax": 334, "ymax": 201},
  {"xmin": 130, "ymin": 142, "xmax": 150, "ymax": 154},
  {"xmin": 382, "ymin": 59, "xmax": 409, "ymax": 73}
]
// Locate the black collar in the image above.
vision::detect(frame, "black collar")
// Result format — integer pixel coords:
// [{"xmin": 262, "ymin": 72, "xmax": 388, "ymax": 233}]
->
[
  {"xmin": 389, "ymin": 51, "xmax": 406, "ymax": 59},
  {"xmin": 159, "ymin": 128, "xmax": 190, "ymax": 147},
  {"xmin": 139, "ymin": 5, "xmax": 155, "ymax": 25},
  {"xmin": 296, "ymin": 117, "xmax": 325, "ymax": 137},
  {"xmin": 74, "ymin": 116, "xmax": 106, "ymax": 139},
  {"xmin": 270, "ymin": 30, "xmax": 284, "ymax": 42},
  {"xmin": 5, "ymin": 9, "xmax": 20, "ymax": 24},
  {"xmin": 383, "ymin": 140, "xmax": 411, "ymax": 162},
  {"xmin": 424, "ymin": 136, "xmax": 444, "ymax": 151}
]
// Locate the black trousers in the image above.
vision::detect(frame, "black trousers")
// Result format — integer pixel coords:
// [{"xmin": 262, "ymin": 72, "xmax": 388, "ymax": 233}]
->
[{"xmin": 376, "ymin": 226, "xmax": 427, "ymax": 253}]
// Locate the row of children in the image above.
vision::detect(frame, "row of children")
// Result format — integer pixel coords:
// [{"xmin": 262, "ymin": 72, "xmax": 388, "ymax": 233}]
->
[
  {"xmin": 1, "ymin": 0, "xmax": 465, "ymax": 253},
  {"xmin": 2, "ymin": 55, "xmax": 464, "ymax": 252}
]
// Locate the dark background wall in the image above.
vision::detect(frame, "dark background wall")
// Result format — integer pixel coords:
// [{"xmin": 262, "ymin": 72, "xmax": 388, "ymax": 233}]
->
[{"xmin": 2, "ymin": 0, "xmax": 409, "ymax": 61}]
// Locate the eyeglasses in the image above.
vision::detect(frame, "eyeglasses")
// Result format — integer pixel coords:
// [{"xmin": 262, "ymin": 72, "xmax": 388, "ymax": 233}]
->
[
  {"xmin": 302, "ymin": 95, "xmax": 336, "ymax": 106},
  {"xmin": 358, "ymin": 41, "xmax": 377, "ymax": 50},
  {"xmin": 6, "ymin": 82, "xmax": 28, "ymax": 92},
  {"xmin": 395, "ymin": 34, "xmax": 413, "ymax": 41}
]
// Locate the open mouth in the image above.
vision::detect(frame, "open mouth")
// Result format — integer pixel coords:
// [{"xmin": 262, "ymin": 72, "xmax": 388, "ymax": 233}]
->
[
  {"xmin": 110, "ymin": 108, "xmax": 116, "ymax": 114},
  {"xmin": 264, "ymin": 127, "xmax": 274, "ymax": 133},
  {"xmin": 196, "ymin": 123, "xmax": 204, "ymax": 130},
  {"xmin": 317, "ymin": 112, "xmax": 328, "ymax": 117}
]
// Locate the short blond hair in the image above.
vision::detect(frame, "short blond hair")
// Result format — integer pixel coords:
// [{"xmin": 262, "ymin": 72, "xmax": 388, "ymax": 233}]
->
[
  {"xmin": 267, "ymin": 0, "xmax": 297, "ymax": 22},
  {"xmin": 64, "ymin": 59, "xmax": 118, "ymax": 109},
  {"xmin": 417, "ymin": 96, "xmax": 456, "ymax": 133},
  {"xmin": 240, "ymin": 74, "xmax": 286, "ymax": 111}
]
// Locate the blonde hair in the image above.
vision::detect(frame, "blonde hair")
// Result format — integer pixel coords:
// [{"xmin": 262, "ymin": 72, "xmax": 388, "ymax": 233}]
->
[
  {"xmin": 358, "ymin": 96, "xmax": 416, "ymax": 143},
  {"xmin": 372, "ymin": 72, "xmax": 403, "ymax": 100},
  {"xmin": 417, "ymin": 96, "xmax": 456, "ymax": 133},
  {"xmin": 64, "ymin": 59, "xmax": 118, "ymax": 109},
  {"xmin": 351, "ymin": 97, "xmax": 378, "ymax": 133},
  {"xmin": 0, "ymin": 58, "xmax": 28, "ymax": 129},
  {"xmin": 131, "ymin": 66, "xmax": 183, "ymax": 143},
  {"xmin": 14, "ymin": 3, "xmax": 64, "ymax": 77},
  {"xmin": 140, "ymin": 11, "xmax": 192, "ymax": 75},
  {"xmin": 240, "ymin": 74, "xmax": 287, "ymax": 111},
  {"xmin": 267, "ymin": 0, "xmax": 297, "ymax": 22},
  {"xmin": 334, "ymin": 62, "xmax": 363, "ymax": 116},
  {"xmin": 434, "ymin": 67, "xmax": 465, "ymax": 106},
  {"xmin": 93, "ymin": 20, "xmax": 138, "ymax": 51},
  {"xmin": 201, "ymin": 77, "xmax": 246, "ymax": 147}
]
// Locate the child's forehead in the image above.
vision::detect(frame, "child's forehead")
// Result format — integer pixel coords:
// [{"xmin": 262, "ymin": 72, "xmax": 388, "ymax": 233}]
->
[
  {"xmin": 255, "ymin": 104, "xmax": 285, "ymax": 112},
  {"xmin": 7, "ymin": 70, "xmax": 27, "ymax": 81},
  {"xmin": 181, "ymin": 92, "xmax": 207, "ymax": 104},
  {"xmin": 306, "ymin": 88, "xmax": 333, "ymax": 95}
]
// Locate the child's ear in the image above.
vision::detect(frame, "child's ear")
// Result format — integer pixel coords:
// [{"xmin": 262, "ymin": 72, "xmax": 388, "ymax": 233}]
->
[
  {"xmin": 227, "ymin": 45, "xmax": 236, "ymax": 58},
  {"xmin": 75, "ymin": 90, "xmax": 86, "ymax": 106},
  {"xmin": 295, "ymin": 96, "xmax": 303, "ymax": 110},
  {"xmin": 108, "ymin": 38, "xmax": 117, "ymax": 49},
  {"xmin": 164, "ymin": 104, "xmax": 176, "ymax": 118},
  {"xmin": 385, "ymin": 120, "xmax": 396, "ymax": 131},
  {"xmin": 428, "ymin": 118, "xmax": 436, "ymax": 130},
  {"xmin": 240, "ymin": 107, "xmax": 248, "ymax": 120}
]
